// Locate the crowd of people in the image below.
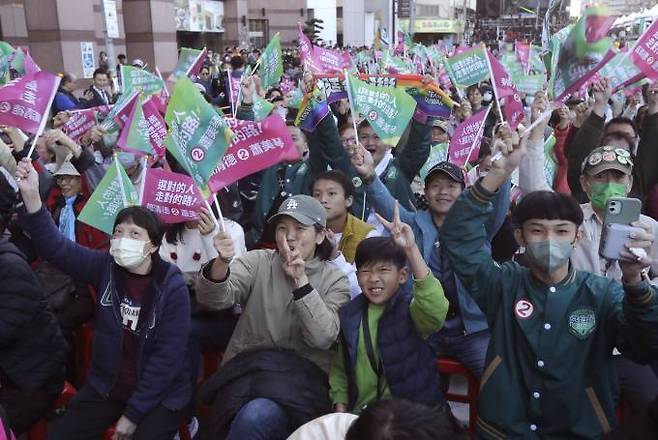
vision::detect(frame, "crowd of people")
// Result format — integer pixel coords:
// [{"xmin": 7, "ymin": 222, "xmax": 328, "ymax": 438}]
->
[{"xmin": 1, "ymin": 19, "xmax": 658, "ymax": 440}]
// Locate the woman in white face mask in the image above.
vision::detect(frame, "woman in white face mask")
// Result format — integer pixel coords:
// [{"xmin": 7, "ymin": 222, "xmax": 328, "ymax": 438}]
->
[{"xmin": 14, "ymin": 158, "xmax": 191, "ymax": 440}]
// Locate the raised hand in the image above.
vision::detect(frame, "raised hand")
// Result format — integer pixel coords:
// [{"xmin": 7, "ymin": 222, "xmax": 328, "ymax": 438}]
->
[
  {"xmin": 80, "ymin": 125, "xmax": 106, "ymax": 147},
  {"xmin": 213, "ymin": 230, "xmax": 236, "ymax": 263},
  {"xmin": 489, "ymin": 123, "xmax": 527, "ymax": 177},
  {"xmin": 619, "ymin": 220, "xmax": 655, "ymax": 284},
  {"xmin": 44, "ymin": 129, "xmax": 81, "ymax": 156},
  {"xmin": 197, "ymin": 208, "xmax": 216, "ymax": 236},
  {"xmin": 325, "ymin": 229, "xmax": 341, "ymax": 260},
  {"xmin": 349, "ymin": 143, "xmax": 375, "ymax": 181},
  {"xmin": 375, "ymin": 200, "xmax": 415, "ymax": 250},
  {"xmin": 14, "ymin": 158, "xmax": 42, "ymax": 214},
  {"xmin": 592, "ymin": 77, "xmax": 612, "ymax": 117},
  {"xmin": 572, "ymin": 99, "xmax": 593, "ymax": 128},
  {"xmin": 279, "ymin": 236, "xmax": 309, "ymax": 288}
]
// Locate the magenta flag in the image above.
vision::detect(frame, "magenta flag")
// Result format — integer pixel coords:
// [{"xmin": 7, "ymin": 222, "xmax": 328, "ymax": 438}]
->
[
  {"xmin": 62, "ymin": 107, "xmax": 106, "ymax": 141},
  {"xmin": 487, "ymin": 50, "xmax": 515, "ymax": 98},
  {"xmin": 630, "ymin": 20, "xmax": 658, "ymax": 80},
  {"xmin": 448, "ymin": 106, "xmax": 491, "ymax": 168},
  {"xmin": 141, "ymin": 167, "xmax": 207, "ymax": 223},
  {"xmin": 0, "ymin": 71, "xmax": 60, "ymax": 134},
  {"xmin": 502, "ymin": 94, "xmax": 525, "ymax": 131},
  {"xmin": 515, "ymin": 42, "xmax": 531, "ymax": 74},
  {"xmin": 208, "ymin": 114, "xmax": 299, "ymax": 191},
  {"xmin": 142, "ymin": 97, "xmax": 167, "ymax": 157},
  {"xmin": 298, "ymin": 22, "xmax": 351, "ymax": 73},
  {"xmin": 438, "ymin": 68, "xmax": 452, "ymax": 92}
]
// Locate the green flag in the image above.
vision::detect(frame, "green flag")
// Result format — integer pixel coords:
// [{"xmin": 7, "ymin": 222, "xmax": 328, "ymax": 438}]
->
[
  {"xmin": 511, "ymin": 73, "xmax": 547, "ymax": 95},
  {"xmin": 0, "ymin": 42, "xmax": 15, "ymax": 84},
  {"xmin": 252, "ymin": 91, "xmax": 274, "ymax": 121},
  {"xmin": 287, "ymin": 87, "xmax": 304, "ymax": 109},
  {"xmin": 381, "ymin": 50, "xmax": 413, "ymax": 74},
  {"xmin": 259, "ymin": 33, "xmax": 283, "ymax": 90},
  {"xmin": 444, "ymin": 47, "xmax": 490, "ymax": 88},
  {"xmin": 117, "ymin": 96, "xmax": 153, "ymax": 155},
  {"xmin": 168, "ymin": 47, "xmax": 205, "ymax": 83},
  {"xmin": 121, "ymin": 65, "xmax": 164, "ymax": 97},
  {"xmin": 78, "ymin": 159, "xmax": 138, "ymax": 234},
  {"xmin": 165, "ymin": 77, "xmax": 234, "ymax": 188},
  {"xmin": 543, "ymin": 134, "xmax": 557, "ymax": 188},
  {"xmin": 346, "ymin": 72, "xmax": 416, "ymax": 146},
  {"xmin": 419, "ymin": 142, "xmax": 449, "ymax": 180}
]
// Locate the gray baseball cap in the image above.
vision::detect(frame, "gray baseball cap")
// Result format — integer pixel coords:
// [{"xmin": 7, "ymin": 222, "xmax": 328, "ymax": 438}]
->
[{"xmin": 268, "ymin": 194, "xmax": 327, "ymax": 227}]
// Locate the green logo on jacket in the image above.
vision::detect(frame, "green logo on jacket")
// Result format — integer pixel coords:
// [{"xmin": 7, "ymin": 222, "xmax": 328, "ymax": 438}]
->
[{"xmin": 568, "ymin": 308, "xmax": 596, "ymax": 339}]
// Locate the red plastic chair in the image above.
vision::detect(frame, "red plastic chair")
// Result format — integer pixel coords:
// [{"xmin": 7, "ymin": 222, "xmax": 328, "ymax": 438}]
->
[
  {"xmin": 26, "ymin": 381, "xmax": 77, "ymax": 440},
  {"xmin": 437, "ymin": 358, "xmax": 479, "ymax": 438},
  {"xmin": 200, "ymin": 351, "xmax": 223, "ymax": 385}
]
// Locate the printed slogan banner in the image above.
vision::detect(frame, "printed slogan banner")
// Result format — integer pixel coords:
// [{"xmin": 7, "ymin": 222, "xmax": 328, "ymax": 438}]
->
[
  {"xmin": 0, "ymin": 71, "xmax": 60, "ymax": 133},
  {"xmin": 448, "ymin": 106, "xmax": 491, "ymax": 168},
  {"xmin": 141, "ymin": 167, "xmax": 206, "ymax": 223},
  {"xmin": 78, "ymin": 159, "xmax": 138, "ymax": 234},
  {"xmin": 630, "ymin": 19, "xmax": 658, "ymax": 80},
  {"xmin": 165, "ymin": 77, "xmax": 234, "ymax": 188},
  {"xmin": 208, "ymin": 114, "xmax": 299, "ymax": 191},
  {"xmin": 444, "ymin": 47, "xmax": 490, "ymax": 88}
]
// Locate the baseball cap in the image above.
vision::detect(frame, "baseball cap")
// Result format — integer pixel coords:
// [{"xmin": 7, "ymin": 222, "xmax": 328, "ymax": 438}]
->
[
  {"xmin": 581, "ymin": 145, "xmax": 633, "ymax": 176},
  {"xmin": 425, "ymin": 161, "xmax": 465, "ymax": 185},
  {"xmin": 432, "ymin": 119, "xmax": 449, "ymax": 132},
  {"xmin": 268, "ymin": 194, "xmax": 327, "ymax": 228},
  {"xmin": 53, "ymin": 160, "xmax": 80, "ymax": 177},
  {"xmin": 132, "ymin": 59, "xmax": 145, "ymax": 68}
]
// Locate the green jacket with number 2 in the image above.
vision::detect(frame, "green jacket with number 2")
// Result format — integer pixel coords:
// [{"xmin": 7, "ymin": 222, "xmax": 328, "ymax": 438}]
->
[{"xmin": 441, "ymin": 182, "xmax": 658, "ymax": 440}]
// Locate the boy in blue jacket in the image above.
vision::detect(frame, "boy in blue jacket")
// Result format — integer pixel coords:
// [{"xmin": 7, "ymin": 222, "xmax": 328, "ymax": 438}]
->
[{"xmin": 329, "ymin": 202, "xmax": 449, "ymax": 412}]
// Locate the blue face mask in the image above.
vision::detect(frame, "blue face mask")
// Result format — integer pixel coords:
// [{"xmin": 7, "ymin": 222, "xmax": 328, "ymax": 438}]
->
[{"xmin": 525, "ymin": 239, "xmax": 574, "ymax": 273}]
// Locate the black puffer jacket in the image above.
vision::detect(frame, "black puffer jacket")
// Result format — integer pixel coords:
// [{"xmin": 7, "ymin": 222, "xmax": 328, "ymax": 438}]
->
[{"xmin": 0, "ymin": 237, "xmax": 67, "ymax": 391}]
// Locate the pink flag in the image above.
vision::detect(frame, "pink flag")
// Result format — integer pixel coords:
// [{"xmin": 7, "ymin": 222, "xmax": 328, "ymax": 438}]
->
[
  {"xmin": 62, "ymin": 107, "xmax": 105, "ymax": 141},
  {"xmin": 297, "ymin": 22, "xmax": 351, "ymax": 73},
  {"xmin": 448, "ymin": 106, "xmax": 491, "ymax": 168},
  {"xmin": 208, "ymin": 114, "xmax": 299, "ymax": 191},
  {"xmin": 487, "ymin": 50, "xmax": 515, "ymax": 98},
  {"xmin": 438, "ymin": 68, "xmax": 452, "ymax": 91},
  {"xmin": 630, "ymin": 20, "xmax": 658, "ymax": 80},
  {"xmin": 228, "ymin": 74, "xmax": 241, "ymax": 104},
  {"xmin": 515, "ymin": 42, "xmax": 531, "ymax": 74},
  {"xmin": 142, "ymin": 97, "xmax": 167, "ymax": 157},
  {"xmin": 23, "ymin": 52, "xmax": 40, "ymax": 76},
  {"xmin": 394, "ymin": 32, "xmax": 405, "ymax": 56},
  {"xmin": 0, "ymin": 71, "xmax": 60, "ymax": 134},
  {"xmin": 102, "ymin": 91, "xmax": 140, "ymax": 131},
  {"xmin": 502, "ymin": 94, "xmax": 525, "ymax": 131},
  {"xmin": 141, "ymin": 167, "xmax": 207, "ymax": 223},
  {"xmin": 486, "ymin": 50, "xmax": 524, "ymax": 130}
]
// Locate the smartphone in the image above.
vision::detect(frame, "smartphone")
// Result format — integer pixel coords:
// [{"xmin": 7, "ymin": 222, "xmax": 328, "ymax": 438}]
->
[
  {"xmin": 603, "ymin": 197, "xmax": 641, "ymax": 226},
  {"xmin": 600, "ymin": 223, "xmax": 643, "ymax": 261}
]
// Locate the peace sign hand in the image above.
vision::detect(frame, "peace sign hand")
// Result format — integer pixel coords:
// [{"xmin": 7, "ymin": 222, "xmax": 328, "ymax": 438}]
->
[{"xmin": 375, "ymin": 200, "xmax": 415, "ymax": 250}]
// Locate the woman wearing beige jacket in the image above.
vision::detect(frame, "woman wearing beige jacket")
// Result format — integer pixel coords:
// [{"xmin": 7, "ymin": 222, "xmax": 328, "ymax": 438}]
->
[{"xmin": 196, "ymin": 194, "xmax": 351, "ymax": 440}]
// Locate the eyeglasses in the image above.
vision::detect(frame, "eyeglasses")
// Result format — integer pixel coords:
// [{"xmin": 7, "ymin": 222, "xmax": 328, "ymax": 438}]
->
[
  {"xmin": 649, "ymin": 90, "xmax": 658, "ymax": 95},
  {"xmin": 341, "ymin": 137, "xmax": 357, "ymax": 146}
]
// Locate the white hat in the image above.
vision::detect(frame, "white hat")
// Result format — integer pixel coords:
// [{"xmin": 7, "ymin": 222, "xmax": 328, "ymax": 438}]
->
[
  {"xmin": 53, "ymin": 160, "xmax": 80, "ymax": 177},
  {"xmin": 132, "ymin": 59, "xmax": 145, "ymax": 68}
]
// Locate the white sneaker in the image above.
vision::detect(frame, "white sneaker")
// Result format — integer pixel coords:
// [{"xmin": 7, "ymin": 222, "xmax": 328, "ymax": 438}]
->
[{"xmin": 173, "ymin": 416, "xmax": 199, "ymax": 440}]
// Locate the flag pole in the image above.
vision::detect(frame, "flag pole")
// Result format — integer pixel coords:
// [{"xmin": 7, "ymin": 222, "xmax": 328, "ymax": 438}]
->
[
  {"xmin": 226, "ymin": 68, "xmax": 236, "ymax": 118},
  {"xmin": 463, "ymin": 105, "xmax": 491, "ymax": 167},
  {"xmin": 26, "ymin": 75, "xmax": 61, "ymax": 159},
  {"xmin": 212, "ymin": 192, "xmax": 227, "ymax": 232},
  {"xmin": 342, "ymin": 70, "xmax": 361, "ymax": 146},
  {"xmin": 138, "ymin": 155, "xmax": 148, "ymax": 205},
  {"xmin": 114, "ymin": 154, "xmax": 128, "ymax": 208},
  {"xmin": 483, "ymin": 46, "xmax": 505, "ymax": 123}
]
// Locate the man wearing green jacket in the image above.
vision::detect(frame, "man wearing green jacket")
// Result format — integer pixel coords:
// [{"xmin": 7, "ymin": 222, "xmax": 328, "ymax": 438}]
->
[
  {"xmin": 305, "ymin": 100, "xmax": 432, "ymax": 232},
  {"xmin": 441, "ymin": 134, "xmax": 658, "ymax": 438}
]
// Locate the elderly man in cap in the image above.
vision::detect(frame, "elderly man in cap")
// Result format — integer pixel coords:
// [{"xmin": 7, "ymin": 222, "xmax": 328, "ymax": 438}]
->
[
  {"xmin": 351, "ymin": 135, "xmax": 511, "ymax": 379},
  {"xmin": 195, "ymin": 194, "xmax": 350, "ymax": 439}
]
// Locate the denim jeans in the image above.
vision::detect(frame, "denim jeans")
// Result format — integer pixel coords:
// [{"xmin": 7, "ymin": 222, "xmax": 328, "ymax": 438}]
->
[
  {"xmin": 429, "ymin": 329, "xmax": 491, "ymax": 379},
  {"xmin": 226, "ymin": 398, "xmax": 291, "ymax": 440}
]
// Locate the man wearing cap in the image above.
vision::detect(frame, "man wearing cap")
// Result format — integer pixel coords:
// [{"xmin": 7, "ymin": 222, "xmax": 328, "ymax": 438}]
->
[
  {"xmin": 431, "ymin": 119, "xmax": 451, "ymax": 144},
  {"xmin": 351, "ymin": 143, "xmax": 510, "ymax": 379},
  {"xmin": 196, "ymin": 194, "xmax": 350, "ymax": 439}
]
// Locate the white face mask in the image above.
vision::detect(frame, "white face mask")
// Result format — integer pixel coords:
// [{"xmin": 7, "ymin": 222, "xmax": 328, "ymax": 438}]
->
[
  {"xmin": 110, "ymin": 237, "xmax": 150, "ymax": 269},
  {"xmin": 483, "ymin": 92, "xmax": 493, "ymax": 102}
]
